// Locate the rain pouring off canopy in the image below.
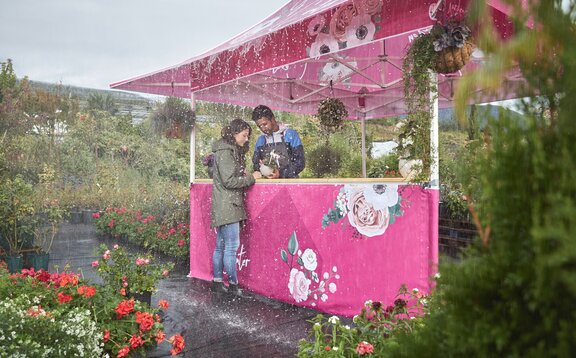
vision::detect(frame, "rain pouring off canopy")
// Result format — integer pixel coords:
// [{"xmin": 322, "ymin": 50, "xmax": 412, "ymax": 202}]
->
[{"xmin": 110, "ymin": 0, "xmax": 522, "ymax": 119}]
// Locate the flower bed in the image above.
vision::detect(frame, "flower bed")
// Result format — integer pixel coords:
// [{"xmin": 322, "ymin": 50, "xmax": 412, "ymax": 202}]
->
[
  {"xmin": 0, "ymin": 262, "xmax": 185, "ymax": 357},
  {"xmin": 297, "ymin": 285, "xmax": 429, "ymax": 357},
  {"xmin": 93, "ymin": 207, "xmax": 190, "ymax": 260}
]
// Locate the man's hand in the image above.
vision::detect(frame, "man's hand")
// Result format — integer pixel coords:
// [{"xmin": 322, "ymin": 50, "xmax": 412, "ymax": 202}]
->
[{"xmin": 252, "ymin": 171, "xmax": 263, "ymax": 180}]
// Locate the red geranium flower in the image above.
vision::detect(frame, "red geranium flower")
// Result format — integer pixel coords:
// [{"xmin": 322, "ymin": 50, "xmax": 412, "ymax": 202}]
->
[
  {"xmin": 117, "ymin": 345, "xmax": 130, "ymax": 358},
  {"xmin": 169, "ymin": 334, "xmax": 185, "ymax": 356},
  {"xmin": 135, "ymin": 311, "xmax": 155, "ymax": 331},
  {"xmin": 356, "ymin": 341, "xmax": 374, "ymax": 355},
  {"xmin": 158, "ymin": 299, "xmax": 169, "ymax": 309},
  {"xmin": 115, "ymin": 299, "xmax": 135, "ymax": 319},
  {"xmin": 103, "ymin": 329, "xmax": 110, "ymax": 342},
  {"xmin": 57, "ymin": 292, "xmax": 73, "ymax": 304},
  {"xmin": 155, "ymin": 330, "xmax": 166, "ymax": 344},
  {"xmin": 129, "ymin": 334, "xmax": 144, "ymax": 349}
]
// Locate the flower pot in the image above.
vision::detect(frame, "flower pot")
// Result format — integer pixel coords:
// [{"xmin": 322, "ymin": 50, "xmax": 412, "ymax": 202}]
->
[
  {"xmin": 82, "ymin": 210, "xmax": 94, "ymax": 224},
  {"xmin": 434, "ymin": 41, "xmax": 474, "ymax": 74},
  {"xmin": 70, "ymin": 211, "xmax": 82, "ymax": 224},
  {"xmin": 28, "ymin": 252, "xmax": 50, "ymax": 271},
  {"xmin": 6, "ymin": 255, "xmax": 23, "ymax": 273},
  {"xmin": 129, "ymin": 291, "xmax": 152, "ymax": 306}
]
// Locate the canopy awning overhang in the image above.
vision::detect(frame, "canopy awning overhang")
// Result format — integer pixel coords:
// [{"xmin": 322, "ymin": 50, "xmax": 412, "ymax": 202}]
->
[{"xmin": 111, "ymin": 0, "xmax": 523, "ymax": 119}]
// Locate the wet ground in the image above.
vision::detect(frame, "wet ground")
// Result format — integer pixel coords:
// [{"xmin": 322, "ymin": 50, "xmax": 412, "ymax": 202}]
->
[{"xmin": 49, "ymin": 223, "xmax": 318, "ymax": 358}]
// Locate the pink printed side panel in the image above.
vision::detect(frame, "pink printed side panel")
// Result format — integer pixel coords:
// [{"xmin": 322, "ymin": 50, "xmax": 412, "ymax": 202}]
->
[{"xmin": 189, "ymin": 183, "xmax": 438, "ymax": 317}]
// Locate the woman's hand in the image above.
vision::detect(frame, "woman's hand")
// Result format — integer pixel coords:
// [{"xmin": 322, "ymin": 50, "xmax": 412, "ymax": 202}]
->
[{"xmin": 252, "ymin": 171, "xmax": 263, "ymax": 180}]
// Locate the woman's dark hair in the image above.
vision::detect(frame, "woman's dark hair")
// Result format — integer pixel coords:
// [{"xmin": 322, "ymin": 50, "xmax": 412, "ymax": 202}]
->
[{"xmin": 221, "ymin": 118, "xmax": 252, "ymax": 163}]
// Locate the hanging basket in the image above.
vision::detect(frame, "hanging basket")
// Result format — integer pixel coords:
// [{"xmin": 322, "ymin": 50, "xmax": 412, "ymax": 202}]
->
[
  {"xmin": 433, "ymin": 41, "xmax": 475, "ymax": 74},
  {"xmin": 316, "ymin": 98, "xmax": 348, "ymax": 129}
]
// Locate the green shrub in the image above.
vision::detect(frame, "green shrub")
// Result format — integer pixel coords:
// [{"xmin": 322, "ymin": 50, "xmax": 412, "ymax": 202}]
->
[
  {"xmin": 298, "ymin": 285, "xmax": 429, "ymax": 357},
  {"xmin": 307, "ymin": 144, "xmax": 342, "ymax": 177}
]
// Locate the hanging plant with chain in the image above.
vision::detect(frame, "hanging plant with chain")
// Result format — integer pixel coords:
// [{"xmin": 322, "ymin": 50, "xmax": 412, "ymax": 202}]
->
[
  {"xmin": 400, "ymin": 3, "xmax": 474, "ymax": 181},
  {"xmin": 316, "ymin": 97, "xmax": 348, "ymax": 131}
]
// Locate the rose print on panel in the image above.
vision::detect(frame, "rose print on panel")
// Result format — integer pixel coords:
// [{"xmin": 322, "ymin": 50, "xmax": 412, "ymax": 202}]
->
[
  {"xmin": 322, "ymin": 184, "xmax": 404, "ymax": 237},
  {"xmin": 319, "ymin": 58, "xmax": 356, "ymax": 84},
  {"xmin": 346, "ymin": 187, "xmax": 390, "ymax": 237},
  {"xmin": 309, "ymin": 32, "xmax": 340, "ymax": 58},
  {"xmin": 280, "ymin": 231, "xmax": 339, "ymax": 306},
  {"xmin": 344, "ymin": 14, "xmax": 376, "ymax": 48},
  {"xmin": 288, "ymin": 268, "xmax": 310, "ymax": 302},
  {"xmin": 306, "ymin": 0, "xmax": 383, "ymax": 62}
]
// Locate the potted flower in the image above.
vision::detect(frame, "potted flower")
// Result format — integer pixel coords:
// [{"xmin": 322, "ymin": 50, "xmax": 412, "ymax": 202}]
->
[
  {"xmin": 94, "ymin": 244, "xmax": 174, "ymax": 305},
  {"xmin": 259, "ymin": 149, "xmax": 281, "ymax": 177},
  {"xmin": 400, "ymin": 17, "xmax": 473, "ymax": 182},
  {"xmin": 29, "ymin": 199, "xmax": 66, "ymax": 270},
  {"xmin": 0, "ymin": 175, "xmax": 36, "ymax": 272}
]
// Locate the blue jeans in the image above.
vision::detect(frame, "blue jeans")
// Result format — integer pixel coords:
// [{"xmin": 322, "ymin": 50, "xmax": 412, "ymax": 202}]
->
[{"xmin": 213, "ymin": 222, "xmax": 240, "ymax": 285}]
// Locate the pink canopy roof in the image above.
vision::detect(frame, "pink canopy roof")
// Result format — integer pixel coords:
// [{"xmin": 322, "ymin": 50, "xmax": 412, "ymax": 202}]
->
[{"xmin": 111, "ymin": 0, "xmax": 522, "ymax": 119}]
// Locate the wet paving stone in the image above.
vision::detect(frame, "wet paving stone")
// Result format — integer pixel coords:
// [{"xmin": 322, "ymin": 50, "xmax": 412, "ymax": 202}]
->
[{"xmin": 51, "ymin": 223, "xmax": 318, "ymax": 357}]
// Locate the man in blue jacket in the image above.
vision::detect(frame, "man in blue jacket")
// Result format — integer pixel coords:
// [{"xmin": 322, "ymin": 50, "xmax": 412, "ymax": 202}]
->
[{"xmin": 251, "ymin": 105, "xmax": 305, "ymax": 179}]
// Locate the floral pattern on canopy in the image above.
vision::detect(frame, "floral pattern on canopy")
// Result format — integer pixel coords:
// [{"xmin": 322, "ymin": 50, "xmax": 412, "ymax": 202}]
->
[{"xmin": 111, "ymin": 0, "xmax": 521, "ymax": 120}]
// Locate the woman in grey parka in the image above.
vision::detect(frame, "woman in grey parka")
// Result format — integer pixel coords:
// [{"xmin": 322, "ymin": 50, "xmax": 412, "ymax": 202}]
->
[{"xmin": 211, "ymin": 118, "xmax": 262, "ymax": 295}]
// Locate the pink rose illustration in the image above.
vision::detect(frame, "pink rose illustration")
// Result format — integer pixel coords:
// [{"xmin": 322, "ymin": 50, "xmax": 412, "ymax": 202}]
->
[
  {"xmin": 288, "ymin": 268, "xmax": 311, "ymax": 302},
  {"xmin": 346, "ymin": 189, "xmax": 390, "ymax": 237}
]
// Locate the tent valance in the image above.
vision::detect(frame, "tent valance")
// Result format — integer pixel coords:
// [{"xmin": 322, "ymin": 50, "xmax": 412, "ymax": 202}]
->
[{"xmin": 111, "ymin": 0, "xmax": 522, "ymax": 119}]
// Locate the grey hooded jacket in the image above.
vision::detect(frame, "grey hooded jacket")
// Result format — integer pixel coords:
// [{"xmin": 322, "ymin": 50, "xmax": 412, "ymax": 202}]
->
[{"xmin": 210, "ymin": 139, "xmax": 255, "ymax": 228}]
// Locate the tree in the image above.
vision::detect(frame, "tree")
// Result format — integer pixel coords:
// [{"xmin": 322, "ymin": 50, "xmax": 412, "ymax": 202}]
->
[
  {"xmin": 150, "ymin": 97, "xmax": 195, "ymax": 139},
  {"xmin": 86, "ymin": 93, "xmax": 118, "ymax": 115},
  {"xmin": 381, "ymin": 1, "xmax": 576, "ymax": 356}
]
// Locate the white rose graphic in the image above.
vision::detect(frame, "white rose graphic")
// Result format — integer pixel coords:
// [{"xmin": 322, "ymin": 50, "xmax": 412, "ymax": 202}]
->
[
  {"xmin": 363, "ymin": 184, "xmax": 399, "ymax": 210},
  {"xmin": 301, "ymin": 248, "xmax": 318, "ymax": 271},
  {"xmin": 288, "ymin": 268, "xmax": 311, "ymax": 303}
]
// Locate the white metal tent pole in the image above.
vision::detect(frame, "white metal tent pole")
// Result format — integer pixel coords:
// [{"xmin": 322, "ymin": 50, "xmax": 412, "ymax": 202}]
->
[
  {"xmin": 190, "ymin": 92, "xmax": 196, "ymax": 184},
  {"xmin": 429, "ymin": 70, "xmax": 439, "ymax": 189},
  {"xmin": 361, "ymin": 112, "xmax": 367, "ymax": 178}
]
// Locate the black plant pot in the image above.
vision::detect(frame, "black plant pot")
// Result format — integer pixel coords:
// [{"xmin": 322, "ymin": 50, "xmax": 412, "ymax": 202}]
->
[
  {"xmin": 70, "ymin": 211, "xmax": 82, "ymax": 224},
  {"xmin": 129, "ymin": 291, "xmax": 152, "ymax": 306}
]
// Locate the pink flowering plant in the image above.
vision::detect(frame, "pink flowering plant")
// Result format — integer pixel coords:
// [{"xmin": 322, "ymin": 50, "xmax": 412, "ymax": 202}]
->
[
  {"xmin": 94, "ymin": 243, "xmax": 174, "ymax": 295},
  {"xmin": 297, "ymin": 285, "xmax": 429, "ymax": 357},
  {"xmin": 93, "ymin": 208, "xmax": 190, "ymax": 259},
  {"xmin": 154, "ymin": 222, "xmax": 190, "ymax": 258}
]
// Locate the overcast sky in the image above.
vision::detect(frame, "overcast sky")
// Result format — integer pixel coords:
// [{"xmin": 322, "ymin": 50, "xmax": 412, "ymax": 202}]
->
[{"xmin": 1, "ymin": 0, "xmax": 288, "ymax": 90}]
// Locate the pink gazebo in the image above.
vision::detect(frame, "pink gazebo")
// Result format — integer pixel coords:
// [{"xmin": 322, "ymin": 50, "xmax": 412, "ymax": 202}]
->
[{"xmin": 111, "ymin": 0, "xmax": 519, "ymax": 316}]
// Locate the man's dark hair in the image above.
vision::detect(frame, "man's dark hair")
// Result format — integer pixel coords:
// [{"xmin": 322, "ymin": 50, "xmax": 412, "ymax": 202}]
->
[{"xmin": 252, "ymin": 105, "xmax": 274, "ymax": 122}]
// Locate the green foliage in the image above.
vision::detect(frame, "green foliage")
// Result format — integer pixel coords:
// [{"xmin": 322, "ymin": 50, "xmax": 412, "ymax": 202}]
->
[
  {"xmin": 95, "ymin": 243, "xmax": 174, "ymax": 294},
  {"xmin": 297, "ymin": 285, "xmax": 429, "ymax": 357},
  {"xmin": 316, "ymin": 97, "xmax": 348, "ymax": 131},
  {"xmin": 0, "ymin": 175, "xmax": 36, "ymax": 254},
  {"xmin": 0, "ymin": 59, "xmax": 18, "ymax": 98},
  {"xmin": 0, "ymin": 295, "xmax": 103, "ymax": 357},
  {"xmin": 0, "ymin": 263, "xmax": 180, "ymax": 357},
  {"xmin": 150, "ymin": 97, "xmax": 195, "ymax": 139},
  {"xmin": 307, "ymin": 144, "xmax": 342, "ymax": 177},
  {"xmin": 381, "ymin": 1, "xmax": 576, "ymax": 357},
  {"xmin": 367, "ymin": 153, "xmax": 401, "ymax": 178},
  {"xmin": 86, "ymin": 92, "xmax": 118, "ymax": 115},
  {"xmin": 94, "ymin": 207, "xmax": 189, "ymax": 259}
]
